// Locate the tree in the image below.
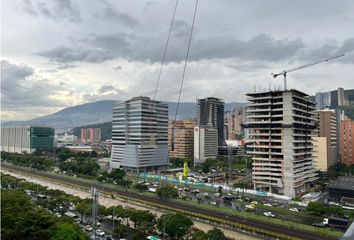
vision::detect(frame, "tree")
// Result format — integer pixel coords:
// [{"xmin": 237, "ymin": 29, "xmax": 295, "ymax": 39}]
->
[
  {"xmin": 157, "ymin": 213, "xmax": 193, "ymax": 240},
  {"xmin": 192, "ymin": 230, "xmax": 208, "ymax": 240},
  {"xmin": 134, "ymin": 183, "xmax": 148, "ymax": 192},
  {"xmin": 233, "ymin": 181, "xmax": 246, "ymax": 197},
  {"xmin": 51, "ymin": 223, "xmax": 87, "ymax": 240},
  {"xmin": 113, "ymin": 223, "xmax": 128, "ymax": 239},
  {"xmin": 306, "ymin": 202, "xmax": 327, "ymax": 216},
  {"xmin": 127, "ymin": 209, "xmax": 155, "ymax": 229},
  {"xmin": 109, "ymin": 168, "xmax": 126, "ymax": 180},
  {"xmin": 207, "ymin": 227, "xmax": 228, "ymax": 240},
  {"xmin": 76, "ymin": 200, "xmax": 92, "ymax": 223},
  {"xmin": 156, "ymin": 184, "xmax": 178, "ymax": 200}
]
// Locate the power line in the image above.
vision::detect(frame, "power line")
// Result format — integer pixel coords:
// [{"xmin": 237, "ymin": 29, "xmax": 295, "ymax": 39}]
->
[
  {"xmin": 173, "ymin": 0, "xmax": 199, "ymax": 122},
  {"xmin": 153, "ymin": 0, "xmax": 179, "ymax": 100}
]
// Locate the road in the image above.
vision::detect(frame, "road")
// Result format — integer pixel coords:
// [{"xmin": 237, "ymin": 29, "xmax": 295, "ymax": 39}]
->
[{"xmin": 1, "ymin": 164, "xmax": 338, "ymax": 240}]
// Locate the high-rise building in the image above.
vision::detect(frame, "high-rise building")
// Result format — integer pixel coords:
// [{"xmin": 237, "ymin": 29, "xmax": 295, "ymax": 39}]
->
[
  {"xmin": 1, "ymin": 126, "xmax": 54, "ymax": 154},
  {"xmin": 197, "ymin": 97, "xmax": 225, "ymax": 146},
  {"xmin": 338, "ymin": 87, "xmax": 346, "ymax": 107},
  {"xmin": 80, "ymin": 128, "xmax": 101, "ymax": 144},
  {"xmin": 245, "ymin": 89, "xmax": 318, "ymax": 197},
  {"xmin": 315, "ymin": 91, "xmax": 331, "ymax": 109},
  {"xmin": 313, "ymin": 110, "xmax": 338, "ymax": 171},
  {"xmin": 168, "ymin": 119, "xmax": 195, "ymax": 159},
  {"xmin": 110, "ymin": 96, "xmax": 169, "ymax": 171},
  {"xmin": 340, "ymin": 119, "xmax": 354, "ymax": 165},
  {"xmin": 194, "ymin": 126, "xmax": 218, "ymax": 163}
]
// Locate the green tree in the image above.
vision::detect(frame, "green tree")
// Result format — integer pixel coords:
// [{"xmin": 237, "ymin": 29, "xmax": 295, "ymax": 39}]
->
[
  {"xmin": 134, "ymin": 183, "xmax": 148, "ymax": 192},
  {"xmin": 76, "ymin": 199, "xmax": 92, "ymax": 223},
  {"xmin": 51, "ymin": 223, "xmax": 87, "ymax": 240},
  {"xmin": 306, "ymin": 202, "xmax": 327, "ymax": 216},
  {"xmin": 207, "ymin": 227, "xmax": 228, "ymax": 240},
  {"xmin": 156, "ymin": 184, "xmax": 178, "ymax": 200},
  {"xmin": 113, "ymin": 223, "xmax": 128, "ymax": 239},
  {"xmin": 233, "ymin": 181, "xmax": 246, "ymax": 197},
  {"xmin": 157, "ymin": 213, "xmax": 193, "ymax": 240},
  {"xmin": 109, "ymin": 168, "xmax": 126, "ymax": 180},
  {"xmin": 192, "ymin": 230, "xmax": 208, "ymax": 240}
]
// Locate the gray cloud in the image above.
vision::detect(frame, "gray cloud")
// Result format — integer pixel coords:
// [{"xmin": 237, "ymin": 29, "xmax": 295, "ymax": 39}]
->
[
  {"xmin": 1, "ymin": 60, "xmax": 67, "ymax": 109},
  {"xmin": 102, "ymin": 6, "xmax": 139, "ymax": 27},
  {"xmin": 20, "ymin": 0, "xmax": 81, "ymax": 22},
  {"xmin": 37, "ymin": 32, "xmax": 308, "ymax": 64}
]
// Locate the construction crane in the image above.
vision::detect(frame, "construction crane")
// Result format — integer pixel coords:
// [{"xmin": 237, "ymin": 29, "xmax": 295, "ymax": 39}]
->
[{"xmin": 271, "ymin": 53, "xmax": 345, "ymax": 90}]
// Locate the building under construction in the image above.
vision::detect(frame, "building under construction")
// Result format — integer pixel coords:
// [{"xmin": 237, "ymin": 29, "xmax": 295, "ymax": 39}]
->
[{"xmin": 245, "ymin": 89, "xmax": 318, "ymax": 197}]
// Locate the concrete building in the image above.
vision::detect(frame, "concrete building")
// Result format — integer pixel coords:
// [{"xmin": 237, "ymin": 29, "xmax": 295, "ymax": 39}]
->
[
  {"xmin": 197, "ymin": 97, "xmax": 225, "ymax": 146},
  {"xmin": 1, "ymin": 126, "xmax": 54, "ymax": 154},
  {"xmin": 245, "ymin": 89, "xmax": 318, "ymax": 197},
  {"xmin": 340, "ymin": 119, "xmax": 354, "ymax": 165},
  {"xmin": 55, "ymin": 133, "xmax": 77, "ymax": 147},
  {"xmin": 194, "ymin": 126, "xmax": 218, "ymax": 164},
  {"xmin": 313, "ymin": 110, "xmax": 338, "ymax": 171},
  {"xmin": 338, "ymin": 87, "xmax": 346, "ymax": 107},
  {"xmin": 315, "ymin": 91, "xmax": 331, "ymax": 109},
  {"xmin": 168, "ymin": 119, "xmax": 195, "ymax": 159},
  {"xmin": 80, "ymin": 128, "xmax": 101, "ymax": 144},
  {"xmin": 111, "ymin": 96, "xmax": 169, "ymax": 171}
]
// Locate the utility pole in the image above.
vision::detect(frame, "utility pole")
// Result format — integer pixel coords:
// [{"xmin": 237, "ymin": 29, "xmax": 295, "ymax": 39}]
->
[{"xmin": 92, "ymin": 187, "xmax": 99, "ymax": 240}]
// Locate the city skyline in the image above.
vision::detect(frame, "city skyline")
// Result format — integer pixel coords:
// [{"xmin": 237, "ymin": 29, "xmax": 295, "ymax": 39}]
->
[{"xmin": 2, "ymin": 0, "xmax": 354, "ymax": 122}]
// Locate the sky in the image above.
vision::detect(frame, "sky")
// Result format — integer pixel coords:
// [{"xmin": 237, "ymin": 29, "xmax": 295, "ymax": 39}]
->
[{"xmin": 1, "ymin": 0, "xmax": 354, "ymax": 121}]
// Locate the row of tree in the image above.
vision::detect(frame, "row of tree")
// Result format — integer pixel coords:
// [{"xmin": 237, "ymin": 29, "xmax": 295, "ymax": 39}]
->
[{"xmin": 2, "ymin": 174, "xmax": 231, "ymax": 240}]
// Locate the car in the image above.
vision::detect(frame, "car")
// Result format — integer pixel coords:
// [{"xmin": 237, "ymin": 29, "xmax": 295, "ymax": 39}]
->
[
  {"xmin": 289, "ymin": 207, "xmax": 299, "ymax": 212},
  {"xmin": 55, "ymin": 213, "xmax": 61, "ymax": 218},
  {"xmin": 209, "ymin": 201, "xmax": 217, "ymax": 206},
  {"xmin": 106, "ymin": 215, "xmax": 113, "ymax": 220},
  {"xmin": 95, "ymin": 229, "xmax": 105, "ymax": 236},
  {"xmin": 214, "ymin": 193, "xmax": 221, "ymax": 198},
  {"xmin": 84, "ymin": 225, "xmax": 93, "ymax": 231},
  {"xmin": 236, "ymin": 198, "xmax": 243, "ymax": 202},
  {"xmin": 264, "ymin": 212, "xmax": 275, "ymax": 217},
  {"xmin": 251, "ymin": 201, "xmax": 258, "ymax": 204},
  {"xmin": 264, "ymin": 203, "xmax": 272, "ymax": 207},
  {"xmin": 192, "ymin": 189, "xmax": 200, "ymax": 193},
  {"xmin": 183, "ymin": 186, "xmax": 190, "ymax": 192}
]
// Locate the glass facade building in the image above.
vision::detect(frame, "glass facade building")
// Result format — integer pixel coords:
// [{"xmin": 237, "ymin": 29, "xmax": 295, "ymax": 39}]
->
[{"xmin": 111, "ymin": 96, "xmax": 169, "ymax": 171}]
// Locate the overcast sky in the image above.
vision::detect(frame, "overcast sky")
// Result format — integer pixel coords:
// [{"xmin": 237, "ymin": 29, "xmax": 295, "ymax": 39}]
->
[{"xmin": 2, "ymin": 0, "xmax": 354, "ymax": 121}]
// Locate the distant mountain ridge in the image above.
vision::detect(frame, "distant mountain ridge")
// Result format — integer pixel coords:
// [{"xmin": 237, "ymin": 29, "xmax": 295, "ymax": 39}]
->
[{"xmin": 3, "ymin": 100, "xmax": 247, "ymax": 130}]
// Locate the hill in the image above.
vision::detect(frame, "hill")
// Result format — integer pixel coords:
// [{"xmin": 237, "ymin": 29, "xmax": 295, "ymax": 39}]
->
[{"xmin": 3, "ymin": 100, "xmax": 246, "ymax": 130}]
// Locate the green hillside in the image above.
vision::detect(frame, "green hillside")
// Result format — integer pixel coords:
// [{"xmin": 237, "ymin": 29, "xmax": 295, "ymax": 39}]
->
[{"xmin": 72, "ymin": 122, "xmax": 112, "ymax": 140}]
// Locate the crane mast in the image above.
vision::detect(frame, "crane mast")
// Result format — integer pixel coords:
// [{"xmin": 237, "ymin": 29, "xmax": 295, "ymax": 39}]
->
[{"xmin": 271, "ymin": 53, "xmax": 345, "ymax": 90}]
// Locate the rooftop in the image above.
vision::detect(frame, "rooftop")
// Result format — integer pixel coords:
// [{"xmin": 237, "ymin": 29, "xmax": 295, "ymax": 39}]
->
[{"xmin": 328, "ymin": 177, "xmax": 354, "ymax": 191}]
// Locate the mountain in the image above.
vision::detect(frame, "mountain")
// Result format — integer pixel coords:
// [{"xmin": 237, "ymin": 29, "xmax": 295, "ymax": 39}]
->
[{"xmin": 3, "ymin": 100, "xmax": 247, "ymax": 130}]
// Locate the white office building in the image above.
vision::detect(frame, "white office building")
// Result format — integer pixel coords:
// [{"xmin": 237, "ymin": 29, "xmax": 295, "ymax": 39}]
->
[
  {"xmin": 110, "ymin": 96, "xmax": 169, "ymax": 171},
  {"xmin": 194, "ymin": 126, "xmax": 218, "ymax": 164}
]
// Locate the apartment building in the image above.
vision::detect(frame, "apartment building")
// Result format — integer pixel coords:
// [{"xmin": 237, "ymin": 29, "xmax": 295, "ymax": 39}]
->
[
  {"xmin": 245, "ymin": 89, "xmax": 318, "ymax": 197},
  {"xmin": 194, "ymin": 126, "xmax": 218, "ymax": 164},
  {"xmin": 340, "ymin": 119, "xmax": 354, "ymax": 165},
  {"xmin": 1, "ymin": 126, "xmax": 54, "ymax": 154},
  {"xmin": 168, "ymin": 119, "xmax": 195, "ymax": 159},
  {"xmin": 80, "ymin": 128, "xmax": 101, "ymax": 144},
  {"xmin": 313, "ymin": 110, "xmax": 338, "ymax": 171},
  {"xmin": 110, "ymin": 96, "xmax": 169, "ymax": 171}
]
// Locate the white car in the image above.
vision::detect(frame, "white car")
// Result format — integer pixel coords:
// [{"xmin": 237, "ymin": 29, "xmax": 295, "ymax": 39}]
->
[
  {"xmin": 251, "ymin": 201, "xmax": 258, "ymax": 204},
  {"xmin": 209, "ymin": 201, "xmax": 217, "ymax": 206},
  {"xmin": 263, "ymin": 203, "xmax": 272, "ymax": 207},
  {"xmin": 95, "ymin": 229, "xmax": 105, "ymax": 236},
  {"xmin": 289, "ymin": 208, "xmax": 299, "ymax": 212},
  {"xmin": 264, "ymin": 212, "xmax": 275, "ymax": 217},
  {"xmin": 84, "ymin": 225, "xmax": 93, "ymax": 232}
]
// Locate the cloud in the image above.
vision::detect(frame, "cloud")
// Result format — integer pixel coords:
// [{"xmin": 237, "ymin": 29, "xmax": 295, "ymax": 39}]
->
[
  {"xmin": 1, "ymin": 59, "xmax": 68, "ymax": 110},
  {"xmin": 20, "ymin": 0, "xmax": 81, "ymax": 22},
  {"xmin": 37, "ymin": 32, "xmax": 308, "ymax": 64},
  {"xmin": 102, "ymin": 6, "xmax": 139, "ymax": 27}
]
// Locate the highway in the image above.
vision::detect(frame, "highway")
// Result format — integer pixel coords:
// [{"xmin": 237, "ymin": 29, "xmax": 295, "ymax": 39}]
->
[{"xmin": 1, "ymin": 164, "xmax": 338, "ymax": 240}]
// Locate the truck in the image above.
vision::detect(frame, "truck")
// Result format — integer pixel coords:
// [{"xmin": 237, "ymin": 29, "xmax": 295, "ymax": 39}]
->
[{"xmin": 321, "ymin": 217, "xmax": 349, "ymax": 230}]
